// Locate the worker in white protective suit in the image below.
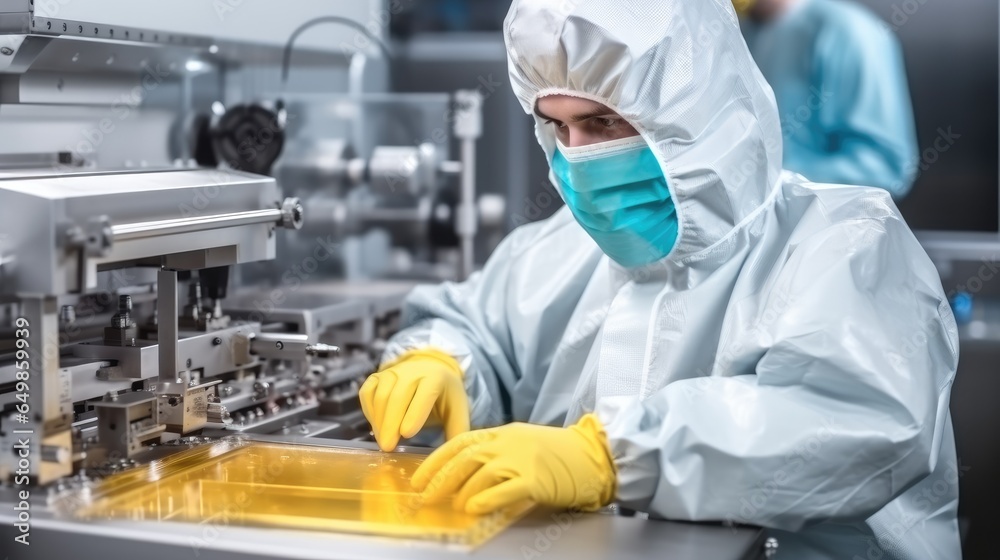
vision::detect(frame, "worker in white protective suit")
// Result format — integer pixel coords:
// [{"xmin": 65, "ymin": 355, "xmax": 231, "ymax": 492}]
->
[{"xmin": 359, "ymin": 1, "xmax": 962, "ymax": 558}]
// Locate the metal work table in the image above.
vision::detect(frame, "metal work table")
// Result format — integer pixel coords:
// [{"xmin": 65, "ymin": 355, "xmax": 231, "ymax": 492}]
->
[
  {"xmin": 0, "ymin": 437, "xmax": 767, "ymax": 559},
  {"xmin": 0, "ymin": 507, "xmax": 766, "ymax": 560}
]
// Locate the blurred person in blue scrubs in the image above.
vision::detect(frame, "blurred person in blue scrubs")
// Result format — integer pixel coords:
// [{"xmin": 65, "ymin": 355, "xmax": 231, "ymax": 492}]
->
[{"xmin": 737, "ymin": 0, "xmax": 919, "ymax": 197}]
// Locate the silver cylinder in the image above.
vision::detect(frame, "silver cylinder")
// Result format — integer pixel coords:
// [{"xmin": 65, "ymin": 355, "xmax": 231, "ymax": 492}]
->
[
  {"xmin": 249, "ymin": 332, "xmax": 340, "ymax": 360},
  {"xmin": 368, "ymin": 146, "xmax": 422, "ymax": 196}
]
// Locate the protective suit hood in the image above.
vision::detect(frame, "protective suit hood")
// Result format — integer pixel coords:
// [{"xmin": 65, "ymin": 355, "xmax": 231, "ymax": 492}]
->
[{"xmin": 504, "ymin": 0, "xmax": 783, "ymax": 265}]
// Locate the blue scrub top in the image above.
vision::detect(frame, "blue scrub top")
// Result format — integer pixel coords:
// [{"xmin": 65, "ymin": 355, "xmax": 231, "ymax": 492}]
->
[{"xmin": 742, "ymin": 0, "xmax": 919, "ymax": 198}]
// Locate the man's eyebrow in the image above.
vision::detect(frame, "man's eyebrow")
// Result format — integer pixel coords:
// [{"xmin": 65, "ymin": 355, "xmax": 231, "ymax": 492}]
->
[
  {"xmin": 534, "ymin": 104, "xmax": 617, "ymax": 122},
  {"xmin": 534, "ymin": 104, "xmax": 553, "ymax": 121},
  {"xmin": 568, "ymin": 106, "xmax": 616, "ymax": 122}
]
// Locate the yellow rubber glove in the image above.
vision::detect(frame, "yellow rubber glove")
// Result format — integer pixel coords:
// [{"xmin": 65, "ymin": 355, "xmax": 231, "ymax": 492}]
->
[
  {"xmin": 359, "ymin": 348, "xmax": 470, "ymax": 452},
  {"xmin": 411, "ymin": 414, "xmax": 617, "ymax": 515}
]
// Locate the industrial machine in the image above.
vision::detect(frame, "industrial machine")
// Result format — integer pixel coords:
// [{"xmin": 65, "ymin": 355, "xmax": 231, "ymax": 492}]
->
[{"xmin": 0, "ymin": 2, "xmax": 771, "ymax": 558}]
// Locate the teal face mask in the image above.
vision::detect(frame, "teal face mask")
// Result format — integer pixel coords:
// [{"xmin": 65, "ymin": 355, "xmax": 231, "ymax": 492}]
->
[{"xmin": 551, "ymin": 136, "xmax": 679, "ymax": 268}]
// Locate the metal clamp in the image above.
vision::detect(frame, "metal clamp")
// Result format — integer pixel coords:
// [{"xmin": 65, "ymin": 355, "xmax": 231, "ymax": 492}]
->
[{"xmin": 63, "ymin": 215, "xmax": 113, "ymax": 257}]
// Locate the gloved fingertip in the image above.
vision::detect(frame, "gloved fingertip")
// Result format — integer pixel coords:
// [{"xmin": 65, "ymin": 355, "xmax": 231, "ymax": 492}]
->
[
  {"xmin": 411, "ymin": 462, "xmax": 433, "ymax": 491},
  {"xmin": 420, "ymin": 489, "xmax": 444, "ymax": 506},
  {"xmin": 399, "ymin": 422, "xmax": 420, "ymax": 439},
  {"xmin": 465, "ymin": 498, "xmax": 489, "ymax": 515}
]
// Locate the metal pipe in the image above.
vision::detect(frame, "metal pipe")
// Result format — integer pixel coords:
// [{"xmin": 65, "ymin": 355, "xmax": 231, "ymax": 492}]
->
[
  {"xmin": 452, "ymin": 90, "xmax": 483, "ymax": 280},
  {"xmin": 459, "ymin": 138, "xmax": 477, "ymax": 280},
  {"xmin": 112, "ymin": 208, "xmax": 282, "ymax": 241}
]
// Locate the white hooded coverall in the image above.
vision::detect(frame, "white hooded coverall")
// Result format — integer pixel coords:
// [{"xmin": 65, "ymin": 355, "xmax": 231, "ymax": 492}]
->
[{"xmin": 383, "ymin": 1, "xmax": 962, "ymax": 557}]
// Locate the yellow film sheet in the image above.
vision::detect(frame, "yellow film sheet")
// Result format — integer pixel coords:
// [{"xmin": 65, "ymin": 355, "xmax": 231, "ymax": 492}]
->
[{"xmin": 72, "ymin": 439, "xmax": 532, "ymax": 548}]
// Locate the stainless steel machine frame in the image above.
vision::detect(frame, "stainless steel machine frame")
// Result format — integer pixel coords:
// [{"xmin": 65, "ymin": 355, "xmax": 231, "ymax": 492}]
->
[{"xmin": 0, "ymin": 167, "xmax": 302, "ymax": 483}]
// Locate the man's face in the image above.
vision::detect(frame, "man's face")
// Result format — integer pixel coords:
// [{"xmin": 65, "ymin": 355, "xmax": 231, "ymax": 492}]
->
[{"xmin": 535, "ymin": 95, "xmax": 640, "ymax": 148}]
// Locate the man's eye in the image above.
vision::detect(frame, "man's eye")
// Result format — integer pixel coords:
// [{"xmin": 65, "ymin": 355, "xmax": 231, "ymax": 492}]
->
[
  {"xmin": 545, "ymin": 119, "xmax": 566, "ymax": 129},
  {"xmin": 599, "ymin": 117, "xmax": 620, "ymax": 128}
]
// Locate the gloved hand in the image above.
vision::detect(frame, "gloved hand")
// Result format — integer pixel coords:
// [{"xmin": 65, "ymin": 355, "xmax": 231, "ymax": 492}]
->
[
  {"xmin": 359, "ymin": 348, "xmax": 470, "ymax": 452},
  {"xmin": 411, "ymin": 414, "xmax": 617, "ymax": 515}
]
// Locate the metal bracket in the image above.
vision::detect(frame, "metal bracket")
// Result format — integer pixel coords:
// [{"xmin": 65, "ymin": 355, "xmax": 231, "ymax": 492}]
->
[{"xmin": 62, "ymin": 215, "xmax": 113, "ymax": 257}]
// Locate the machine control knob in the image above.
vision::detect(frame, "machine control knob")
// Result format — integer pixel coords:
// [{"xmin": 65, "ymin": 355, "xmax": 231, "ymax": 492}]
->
[{"xmin": 280, "ymin": 197, "xmax": 304, "ymax": 230}]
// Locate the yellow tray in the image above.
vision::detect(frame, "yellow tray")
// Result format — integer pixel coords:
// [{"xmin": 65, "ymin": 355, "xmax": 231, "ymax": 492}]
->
[{"xmin": 69, "ymin": 438, "xmax": 532, "ymax": 548}]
